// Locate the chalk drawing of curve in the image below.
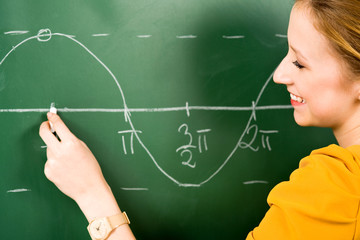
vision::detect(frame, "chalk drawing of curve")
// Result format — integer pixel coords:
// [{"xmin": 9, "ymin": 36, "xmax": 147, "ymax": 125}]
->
[{"xmin": 0, "ymin": 29, "xmax": 292, "ymax": 187}]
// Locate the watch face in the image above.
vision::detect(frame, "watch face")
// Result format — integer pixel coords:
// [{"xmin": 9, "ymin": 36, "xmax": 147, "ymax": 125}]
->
[{"xmin": 89, "ymin": 218, "xmax": 110, "ymax": 239}]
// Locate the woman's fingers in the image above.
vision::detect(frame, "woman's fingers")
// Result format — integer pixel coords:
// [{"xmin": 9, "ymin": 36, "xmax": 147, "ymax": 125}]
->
[
  {"xmin": 39, "ymin": 120, "xmax": 61, "ymax": 149},
  {"xmin": 46, "ymin": 112, "xmax": 76, "ymax": 142}
]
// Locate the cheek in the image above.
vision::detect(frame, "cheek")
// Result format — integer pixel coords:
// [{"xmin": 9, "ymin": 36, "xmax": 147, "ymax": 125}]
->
[{"xmin": 308, "ymin": 89, "xmax": 351, "ymax": 122}]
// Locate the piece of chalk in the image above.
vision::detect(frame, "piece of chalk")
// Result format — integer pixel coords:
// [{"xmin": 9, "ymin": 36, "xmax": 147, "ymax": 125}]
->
[
  {"xmin": 49, "ymin": 103, "xmax": 57, "ymax": 133},
  {"xmin": 50, "ymin": 102, "xmax": 57, "ymax": 114}
]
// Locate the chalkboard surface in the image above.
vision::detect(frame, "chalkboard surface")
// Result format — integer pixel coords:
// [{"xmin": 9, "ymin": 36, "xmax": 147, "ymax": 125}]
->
[{"xmin": 0, "ymin": 0, "xmax": 336, "ymax": 239}]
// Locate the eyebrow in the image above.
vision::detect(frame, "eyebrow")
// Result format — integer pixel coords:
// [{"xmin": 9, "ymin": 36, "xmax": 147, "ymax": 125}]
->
[{"xmin": 290, "ymin": 45, "xmax": 308, "ymax": 62}]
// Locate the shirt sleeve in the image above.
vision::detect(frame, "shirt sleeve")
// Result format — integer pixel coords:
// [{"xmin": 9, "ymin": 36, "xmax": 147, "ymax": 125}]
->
[{"xmin": 246, "ymin": 151, "xmax": 360, "ymax": 240}]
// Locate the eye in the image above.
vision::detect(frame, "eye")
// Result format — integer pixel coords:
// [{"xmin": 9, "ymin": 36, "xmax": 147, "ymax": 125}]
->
[{"xmin": 292, "ymin": 60, "xmax": 305, "ymax": 69}]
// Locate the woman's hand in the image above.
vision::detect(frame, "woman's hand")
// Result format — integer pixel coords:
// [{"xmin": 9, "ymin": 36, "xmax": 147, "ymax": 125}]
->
[
  {"xmin": 39, "ymin": 112, "xmax": 108, "ymax": 203},
  {"xmin": 39, "ymin": 113, "xmax": 136, "ymax": 239},
  {"xmin": 39, "ymin": 112, "xmax": 123, "ymax": 222}
]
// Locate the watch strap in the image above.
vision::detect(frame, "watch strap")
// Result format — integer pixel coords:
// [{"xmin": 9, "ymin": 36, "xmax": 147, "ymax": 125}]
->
[{"xmin": 108, "ymin": 212, "xmax": 130, "ymax": 229}]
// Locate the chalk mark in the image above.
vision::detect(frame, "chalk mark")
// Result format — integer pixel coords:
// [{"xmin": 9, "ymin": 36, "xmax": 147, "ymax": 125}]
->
[
  {"xmin": 197, "ymin": 70, "xmax": 277, "ymax": 187},
  {"xmin": 92, "ymin": 33, "xmax": 110, "ymax": 37},
  {"xmin": 0, "ymin": 29, "xmax": 182, "ymax": 186},
  {"xmin": 197, "ymin": 129, "xmax": 211, "ymax": 133},
  {"xmin": 275, "ymin": 34, "xmax": 287, "ymax": 38},
  {"xmin": 222, "ymin": 35, "xmax": 245, "ymax": 39},
  {"xmin": 4, "ymin": 31, "xmax": 29, "ymax": 35},
  {"xmin": 0, "ymin": 29, "xmax": 288, "ymax": 188},
  {"xmin": 121, "ymin": 188, "xmax": 149, "ymax": 191},
  {"xmin": 118, "ymin": 130, "xmax": 142, "ymax": 155},
  {"xmin": 0, "ymin": 105, "xmax": 293, "ymax": 113},
  {"xmin": 137, "ymin": 35, "xmax": 152, "ymax": 38},
  {"xmin": 176, "ymin": 35, "xmax": 197, "ymax": 39},
  {"xmin": 243, "ymin": 180, "xmax": 268, "ymax": 185},
  {"xmin": 7, "ymin": 188, "xmax": 31, "ymax": 193}
]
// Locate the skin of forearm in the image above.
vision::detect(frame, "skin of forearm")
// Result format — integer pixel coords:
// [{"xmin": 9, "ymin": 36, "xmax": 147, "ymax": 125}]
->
[{"xmin": 75, "ymin": 184, "xmax": 136, "ymax": 239}]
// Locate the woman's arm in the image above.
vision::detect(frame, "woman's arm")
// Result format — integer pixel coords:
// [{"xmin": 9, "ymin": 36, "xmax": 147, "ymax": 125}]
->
[{"xmin": 39, "ymin": 112, "xmax": 135, "ymax": 240}]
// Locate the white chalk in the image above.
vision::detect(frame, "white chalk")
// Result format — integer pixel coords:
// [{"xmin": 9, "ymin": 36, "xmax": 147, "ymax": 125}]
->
[
  {"xmin": 7, "ymin": 188, "xmax": 31, "ymax": 193},
  {"xmin": 49, "ymin": 102, "xmax": 57, "ymax": 133},
  {"xmin": 50, "ymin": 102, "xmax": 57, "ymax": 114}
]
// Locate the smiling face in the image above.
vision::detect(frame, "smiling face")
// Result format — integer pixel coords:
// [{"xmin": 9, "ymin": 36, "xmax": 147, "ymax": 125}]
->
[{"xmin": 273, "ymin": 4, "xmax": 360, "ymax": 131}]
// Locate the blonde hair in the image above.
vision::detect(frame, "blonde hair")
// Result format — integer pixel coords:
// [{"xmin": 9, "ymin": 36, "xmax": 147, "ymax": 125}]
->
[{"xmin": 295, "ymin": 0, "xmax": 360, "ymax": 76}]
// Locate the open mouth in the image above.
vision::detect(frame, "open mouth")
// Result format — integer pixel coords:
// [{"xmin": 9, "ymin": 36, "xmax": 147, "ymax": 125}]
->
[{"xmin": 290, "ymin": 93, "xmax": 306, "ymax": 104}]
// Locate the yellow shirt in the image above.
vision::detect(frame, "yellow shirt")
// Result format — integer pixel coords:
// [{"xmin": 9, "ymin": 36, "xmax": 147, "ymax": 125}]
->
[{"xmin": 246, "ymin": 144, "xmax": 360, "ymax": 240}]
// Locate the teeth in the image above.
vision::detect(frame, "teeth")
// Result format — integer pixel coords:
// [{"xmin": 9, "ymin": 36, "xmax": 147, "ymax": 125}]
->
[{"xmin": 290, "ymin": 93, "xmax": 306, "ymax": 103}]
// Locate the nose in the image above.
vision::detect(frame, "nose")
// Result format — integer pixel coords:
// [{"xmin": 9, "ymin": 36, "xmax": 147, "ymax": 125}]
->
[{"xmin": 273, "ymin": 54, "xmax": 293, "ymax": 85}]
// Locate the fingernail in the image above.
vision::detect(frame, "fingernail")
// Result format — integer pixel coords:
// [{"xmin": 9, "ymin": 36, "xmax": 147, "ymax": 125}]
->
[{"xmin": 47, "ymin": 112, "xmax": 54, "ymax": 119}]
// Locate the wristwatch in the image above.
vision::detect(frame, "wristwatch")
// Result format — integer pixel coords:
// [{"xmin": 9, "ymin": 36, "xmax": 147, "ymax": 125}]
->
[{"xmin": 87, "ymin": 212, "xmax": 130, "ymax": 240}]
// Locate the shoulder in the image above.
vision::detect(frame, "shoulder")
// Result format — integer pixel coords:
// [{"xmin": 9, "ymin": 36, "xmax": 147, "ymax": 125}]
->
[
  {"xmin": 248, "ymin": 144, "xmax": 360, "ymax": 239},
  {"xmin": 268, "ymin": 144, "xmax": 360, "ymax": 218},
  {"xmin": 297, "ymin": 144, "xmax": 360, "ymax": 188},
  {"xmin": 307, "ymin": 144, "xmax": 360, "ymax": 174}
]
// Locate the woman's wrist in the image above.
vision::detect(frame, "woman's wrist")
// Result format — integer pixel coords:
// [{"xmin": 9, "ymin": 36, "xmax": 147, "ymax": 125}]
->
[{"xmin": 75, "ymin": 183, "xmax": 121, "ymax": 222}]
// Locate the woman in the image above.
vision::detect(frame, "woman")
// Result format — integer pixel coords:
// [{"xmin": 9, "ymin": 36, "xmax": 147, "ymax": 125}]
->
[
  {"xmin": 247, "ymin": 0, "xmax": 360, "ymax": 239},
  {"xmin": 39, "ymin": 0, "xmax": 360, "ymax": 239}
]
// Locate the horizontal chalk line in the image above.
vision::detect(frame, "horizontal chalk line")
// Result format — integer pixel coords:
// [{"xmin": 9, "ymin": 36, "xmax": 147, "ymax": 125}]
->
[
  {"xmin": 0, "ymin": 105, "xmax": 293, "ymax": 113},
  {"xmin": 92, "ymin": 33, "xmax": 109, "ymax": 37},
  {"xmin": 222, "ymin": 35, "xmax": 245, "ymax": 39},
  {"xmin": 176, "ymin": 35, "xmax": 197, "ymax": 39},
  {"xmin": 137, "ymin": 35, "xmax": 152, "ymax": 38},
  {"xmin": 243, "ymin": 180, "xmax": 268, "ymax": 185},
  {"xmin": 7, "ymin": 188, "xmax": 31, "ymax": 193},
  {"xmin": 275, "ymin": 34, "xmax": 287, "ymax": 38},
  {"xmin": 4, "ymin": 31, "xmax": 29, "ymax": 35},
  {"xmin": 121, "ymin": 188, "xmax": 149, "ymax": 191}
]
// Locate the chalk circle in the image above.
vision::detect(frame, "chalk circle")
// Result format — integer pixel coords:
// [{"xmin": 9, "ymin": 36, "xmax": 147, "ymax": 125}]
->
[{"xmin": 36, "ymin": 29, "xmax": 52, "ymax": 42}]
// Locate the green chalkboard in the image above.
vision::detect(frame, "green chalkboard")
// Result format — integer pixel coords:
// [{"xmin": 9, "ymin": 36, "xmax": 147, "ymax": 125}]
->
[{"xmin": 0, "ymin": 0, "xmax": 336, "ymax": 239}]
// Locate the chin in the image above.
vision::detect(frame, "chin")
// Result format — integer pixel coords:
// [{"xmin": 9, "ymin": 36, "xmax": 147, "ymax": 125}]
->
[
  {"xmin": 295, "ymin": 120, "xmax": 311, "ymax": 127},
  {"xmin": 294, "ymin": 116, "xmax": 327, "ymax": 128},
  {"xmin": 293, "ymin": 114, "xmax": 313, "ymax": 127}
]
